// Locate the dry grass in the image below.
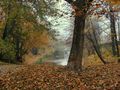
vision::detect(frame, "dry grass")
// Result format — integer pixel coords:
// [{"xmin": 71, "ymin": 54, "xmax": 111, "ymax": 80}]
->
[{"xmin": 83, "ymin": 50, "xmax": 118, "ymax": 67}]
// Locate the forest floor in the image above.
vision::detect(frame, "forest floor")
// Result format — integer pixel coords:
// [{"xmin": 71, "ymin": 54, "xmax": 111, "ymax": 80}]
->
[{"xmin": 0, "ymin": 63, "xmax": 120, "ymax": 90}]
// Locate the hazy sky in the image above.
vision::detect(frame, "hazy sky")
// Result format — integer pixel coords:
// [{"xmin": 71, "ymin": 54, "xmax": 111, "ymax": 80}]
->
[{"xmin": 47, "ymin": 0, "xmax": 74, "ymax": 40}]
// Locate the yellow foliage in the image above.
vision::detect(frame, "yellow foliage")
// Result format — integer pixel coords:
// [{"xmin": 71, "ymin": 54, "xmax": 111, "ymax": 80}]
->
[
  {"xmin": 105, "ymin": 0, "xmax": 120, "ymax": 5},
  {"xmin": 24, "ymin": 30, "xmax": 52, "ymax": 51},
  {"xmin": 19, "ymin": 18, "xmax": 53, "ymax": 51},
  {"xmin": 0, "ymin": 21, "xmax": 5, "ymax": 37},
  {"xmin": 83, "ymin": 48, "xmax": 117, "ymax": 67},
  {"xmin": 101, "ymin": 48, "xmax": 117, "ymax": 63},
  {"xmin": 83, "ymin": 54, "xmax": 104, "ymax": 67}
]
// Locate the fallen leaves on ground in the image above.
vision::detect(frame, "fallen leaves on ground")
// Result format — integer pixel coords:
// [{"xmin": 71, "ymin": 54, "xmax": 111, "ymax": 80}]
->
[
  {"xmin": 0, "ymin": 63, "xmax": 120, "ymax": 90},
  {"xmin": 80, "ymin": 64, "xmax": 120, "ymax": 90},
  {"xmin": 0, "ymin": 63, "xmax": 86, "ymax": 90}
]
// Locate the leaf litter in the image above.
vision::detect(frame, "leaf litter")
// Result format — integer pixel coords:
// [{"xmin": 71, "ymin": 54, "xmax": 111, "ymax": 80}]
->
[{"xmin": 0, "ymin": 63, "xmax": 120, "ymax": 90}]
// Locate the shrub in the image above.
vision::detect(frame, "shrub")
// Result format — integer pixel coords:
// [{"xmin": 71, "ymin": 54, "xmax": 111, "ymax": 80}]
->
[{"xmin": 0, "ymin": 39, "xmax": 16, "ymax": 62}]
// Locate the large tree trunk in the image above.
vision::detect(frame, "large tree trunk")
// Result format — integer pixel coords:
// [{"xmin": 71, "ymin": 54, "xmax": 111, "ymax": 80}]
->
[
  {"xmin": 67, "ymin": 16, "xmax": 85, "ymax": 71},
  {"xmin": 65, "ymin": 0, "xmax": 93, "ymax": 72}
]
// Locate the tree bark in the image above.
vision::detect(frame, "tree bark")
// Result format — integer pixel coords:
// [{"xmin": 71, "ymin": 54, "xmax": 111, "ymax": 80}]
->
[
  {"xmin": 118, "ymin": 18, "xmax": 120, "ymax": 41},
  {"xmin": 109, "ymin": 7, "xmax": 120, "ymax": 62},
  {"xmin": 65, "ymin": 0, "xmax": 93, "ymax": 72},
  {"xmin": 15, "ymin": 36, "xmax": 22, "ymax": 62},
  {"xmin": 67, "ymin": 16, "xmax": 85, "ymax": 71},
  {"xmin": 2, "ymin": 19, "xmax": 16, "ymax": 40},
  {"xmin": 91, "ymin": 21, "xmax": 106, "ymax": 64},
  {"xmin": 86, "ymin": 29, "xmax": 106, "ymax": 64}
]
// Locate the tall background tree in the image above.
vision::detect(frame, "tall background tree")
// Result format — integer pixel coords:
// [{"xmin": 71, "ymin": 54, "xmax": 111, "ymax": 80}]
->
[{"xmin": 0, "ymin": 0, "xmax": 55, "ymax": 63}]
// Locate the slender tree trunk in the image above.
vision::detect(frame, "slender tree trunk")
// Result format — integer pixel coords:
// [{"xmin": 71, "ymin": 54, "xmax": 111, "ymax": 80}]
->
[
  {"xmin": 2, "ymin": 16, "xmax": 17, "ymax": 40},
  {"xmin": 110, "ymin": 16, "xmax": 117, "ymax": 56},
  {"xmin": 118, "ymin": 18, "xmax": 120, "ymax": 41},
  {"xmin": 110, "ymin": 8, "xmax": 117, "ymax": 56},
  {"xmin": 110, "ymin": 8, "xmax": 120, "ymax": 62},
  {"xmin": 93, "ymin": 38, "xmax": 106, "ymax": 64},
  {"xmin": 15, "ymin": 36, "xmax": 22, "ymax": 62},
  {"xmin": 67, "ymin": 16, "xmax": 85, "ymax": 71},
  {"xmin": 86, "ymin": 28, "xmax": 106, "ymax": 64},
  {"xmin": 15, "ymin": 36, "xmax": 20, "ymax": 61},
  {"xmin": 92, "ymin": 25, "xmax": 106, "ymax": 64}
]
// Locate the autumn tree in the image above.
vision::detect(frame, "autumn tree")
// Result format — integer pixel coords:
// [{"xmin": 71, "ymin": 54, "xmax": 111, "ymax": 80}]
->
[
  {"xmin": 65, "ymin": 0, "xmax": 93, "ymax": 72},
  {"xmin": 64, "ymin": 0, "xmax": 120, "ymax": 71},
  {"xmin": 0, "ymin": 0, "xmax": 55, "ymax": 63}
]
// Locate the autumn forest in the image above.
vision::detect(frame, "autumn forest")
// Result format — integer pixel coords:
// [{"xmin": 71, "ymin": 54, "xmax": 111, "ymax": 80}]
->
[{"xmin": 0, "ymin": 0, "xmax": 120, "ymax": 89}]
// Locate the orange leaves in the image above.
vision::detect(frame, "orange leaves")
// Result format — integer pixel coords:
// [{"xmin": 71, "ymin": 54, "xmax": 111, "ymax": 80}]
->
[
  {"xmin": 71, "ymin": 0, "xmax": 120, "ymax": 17},
  {"xmin": 0, "ymin": 63, "xmax": 120, "ymax": 89},
  {"xmin": 80, "ymin": 64, "xmax": 120, "ymax": 89},
  {"xmin": 87, "ymin": 0, "xmax": 120, "ymax": 18},
  {"xmin": 24, "ymin": 30, "xmax": 52, "ymax": 50},
  {"xmin": 0, "ymin": 64, "xmax": 86, "ymax": 89},
  {"xmin": 104, "ymin": 0, "xmax": 120, "ymax": 5},
  {"xmin": 71, "ymin": 3, "xmax": 86, "ymax": 16},
  {"xmin": 72, "ymin": 10, "xmax": 85, "ymax": 17},
  {"xmin": 18, "ymin": 17, "xmax": 53, "ymax": 51}
]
